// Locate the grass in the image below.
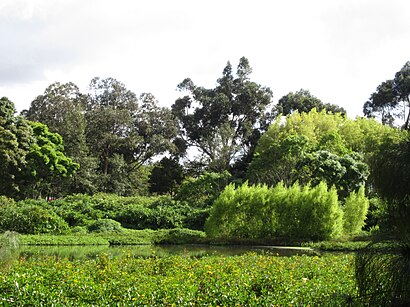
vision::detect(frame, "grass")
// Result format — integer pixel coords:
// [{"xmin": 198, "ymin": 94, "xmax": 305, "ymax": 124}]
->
[{"xmin": 0, "ymin": 252, "xmax": 357, "ymax": 306}]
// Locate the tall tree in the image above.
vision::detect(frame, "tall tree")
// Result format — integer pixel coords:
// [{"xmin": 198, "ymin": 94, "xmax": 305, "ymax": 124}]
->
[
  {"xmin": 24, "ymin": 82, "xmax": 96, "ymax": 194},
  {"xmin": 0, "ymin": 97, "xmax": 32, "ymax": 197},
  {"xmin": 19, "ymin": 122, "xmax": 80, "ymax": 198},
  {"xmin": 172, "ymin": 57, "xmax": 273, "ymax": 173},
  {"xmin": 86, "ymin": 77, "xmax": 139, "ymax": 177},
  {"xmin": 85, "ymin": 77, "xmax": 178, "ymax": 194},
  {"xmin": 364, "ymin": 61, "xmax": 410, "ymax": 129},
  {"xmin": 275, "ymin": 89, "xmax": 346, "ymax": 116}
]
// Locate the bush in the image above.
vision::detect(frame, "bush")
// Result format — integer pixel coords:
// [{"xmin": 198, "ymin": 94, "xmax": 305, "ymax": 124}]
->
[
  {"xmin": 0, "ymin": 203, "xmax": 69, "ymax": 234},
  {"xmin": 87, "ymin": 219, "xmax": 124, "ymax": 233},
  {"xmin": 205, "ymin": 181, "xmax": 345, "ymax": 241},
  {"xmin": 343, "ymin": 186, "xmax": 369, "ymax": 235}
]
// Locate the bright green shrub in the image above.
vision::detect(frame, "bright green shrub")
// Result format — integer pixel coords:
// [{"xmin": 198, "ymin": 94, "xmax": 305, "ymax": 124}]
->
[
  {"xmin": 205, "ymin": 181, "xmax": 344, "ymax": 241},
  {"xmin": 272, "ymin": 182, "xmax": 344, "ymax": 240},
  {"xmin": 205, "ymin": 183, "xmax": 275, "ymax": 239},
  {"xmin": 343, "ymin": 186, "xmax": 369, "ymax": 235}
]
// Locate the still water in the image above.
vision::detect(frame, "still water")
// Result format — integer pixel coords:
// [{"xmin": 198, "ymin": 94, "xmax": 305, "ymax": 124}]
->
[{"xmin": 18, "ymin": 244, "xmax": 317, "ymax": 260}]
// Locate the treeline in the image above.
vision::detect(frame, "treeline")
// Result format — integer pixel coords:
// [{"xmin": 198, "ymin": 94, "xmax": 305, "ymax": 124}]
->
[{"xmin": 1, "ymin": 57, "xmax": 410, "ymax": 240}]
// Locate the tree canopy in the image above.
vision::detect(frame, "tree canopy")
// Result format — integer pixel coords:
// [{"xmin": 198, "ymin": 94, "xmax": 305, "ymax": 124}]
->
[
  {"xmin": 364, "ymin": 61, "xmax": 410, "ymax": 129},
  {"xmin": 172, "ymin": 57, "xmax": 273, "ymax": 173},
  {"xmin": 246, "ymin": 109, "xmax": 382, "ymax": 197},
  {"xmin": 1, "ymin": 97, "xmax": 79, "ymax": 199}
]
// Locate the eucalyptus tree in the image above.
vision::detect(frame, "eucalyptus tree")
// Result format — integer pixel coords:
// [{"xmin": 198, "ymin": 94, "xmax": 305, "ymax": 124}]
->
[
  {"xmin": 85, "ymin": 77, "xmax": 178, "ymax": 194},
  {"xmin": 172, "ymin": 57, "xmax": 273, "ymax": 173},
  {"xmin": 364, "ymin": 61, "xmax": 410, "ymax": 129}
]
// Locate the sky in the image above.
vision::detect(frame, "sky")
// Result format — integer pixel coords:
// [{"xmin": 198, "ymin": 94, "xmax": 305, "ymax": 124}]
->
[{"xmin": 1, "ymin": 0, "xmax": 410, "ymax": 118}]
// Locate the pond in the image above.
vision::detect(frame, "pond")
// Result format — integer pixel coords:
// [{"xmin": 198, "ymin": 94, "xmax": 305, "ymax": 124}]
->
[{"xmin": 17, "ymin": 244, "xmax": 317, "ymax": 260}]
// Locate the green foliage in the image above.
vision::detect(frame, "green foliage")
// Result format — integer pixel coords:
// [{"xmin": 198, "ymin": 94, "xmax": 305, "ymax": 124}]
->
[
  {"xmin": 149, "ymin": 157, "xmax": 184, "ymax": 195},
  {"xmin": 24, "ymin": 82, "xmax": 95, "ymax": 195},
  {"xmin": 275, "ymin": 89, "xmax": 346, "ymax": 116},
  {"xmin": 85, "ymin": 78, "xmax": 178, "ymax": 195},
  {"xmin": 343, "ymin": 186, "xmax": 369, "ymax": 235},
  {"xmin": 247, "ymin": 109, "xmax": 383, "ymax": 197},
  {"xmin": 0, "ymin": 253, "xmax": 356, "ymax": 305},
  {"xmin": 87, "ymin": 219, "xmax": 124, "ymax": 233},
  {"xmin": 172, "ymin": 57, "xmax": 273, "ymax": 172},
  {"xmin": 0, "ymin": 201, "xmax": 69, "ymax": 235},
  {"xmin": 205, "ymin": 181, "xmax": 346, "ymax": 241},
  {"xmin": 175, "ymin": 171, "xmax": 231, "ymax": 208},
  {"xmin": 364, "ymin": 60, "xmax": 410, "ymax": 129},
  {"xmin": 0, "ymin": 97, "xmax": 80, "ymax": 199}
]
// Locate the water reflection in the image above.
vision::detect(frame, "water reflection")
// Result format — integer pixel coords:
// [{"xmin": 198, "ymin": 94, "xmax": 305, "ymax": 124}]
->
[{"xmin": 18, "ymin": 244, "xmax": 317, "ymax": 260}]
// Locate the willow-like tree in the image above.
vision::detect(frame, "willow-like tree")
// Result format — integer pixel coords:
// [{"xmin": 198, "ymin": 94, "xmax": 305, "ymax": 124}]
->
[{"xmin": 172, "ymin": 57, "xmax": 273, "ymax": 173}]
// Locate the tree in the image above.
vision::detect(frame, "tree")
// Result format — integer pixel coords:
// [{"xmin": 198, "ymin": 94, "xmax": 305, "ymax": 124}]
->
[
  {"xmin": 247, "ymin": 109, "xmax": 370, "ymax": 197},
  {"xmin": 24, "ymin": 82, "xmax": 96, "ymax": 194},
  {"xmin": 86, "ymin": 77, "xmax": 138, "ymax": 177},
  {"xmin": 172, "ymin": 57, "xmax": 273, "ymax": 173},
  {"xmin": 149, "ymin": 157, "xmax": 184, "ymax": 195},
  {"xmin": 122, "ymin": 93, "xmax": 179, "ymax": 170},
  {"xmin": 0, "ymin": 97, "xmax": 32, "ymax": 197},
  {"xmin": 18, "ymin": 121, "xmax": 80, "ymax": 199},
  {"xmin": 364, "ymin": 61, "xmax": 410, "ymax": 129},
  {"xmin": 0, "ymin": 97, "xmax": 78, "ymax": 199},
  {"xmin": 85, "ymin": 77, "xmax": 178, "ymax": 195},
  {"xmin": 276, "ymin": 89, "xmax": 346, "ymax": 116}
]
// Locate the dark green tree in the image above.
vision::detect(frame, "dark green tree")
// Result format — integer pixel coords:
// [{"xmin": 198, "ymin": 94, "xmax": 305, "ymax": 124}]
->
[
  {"xmin": 275, "ymin": 89, "xmax": 346, "ymax": 116},
  {"xmin": 149, "ymin": 157, "xmax": 184, "ymax": 195},
  {"xmin": 0, "ymin": 97, "xmax": 78, "ymax": 199},
  {"xmin": 0, "ymin": 97, "xmax": 32, "ymax": 197},
  {"xmin": 172, "ymin": 57, "xmax": 273, "ymax": 173},
  {"xmin": 85, "ymin": 78, "xmax": 178, "ymax": 195},
  {"xmin": 364, "ymin": 61, "xmax": 410, "ymax": 129}
]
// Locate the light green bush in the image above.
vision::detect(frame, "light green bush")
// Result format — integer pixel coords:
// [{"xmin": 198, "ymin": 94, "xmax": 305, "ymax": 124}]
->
[
  {"xmin": 343, "ymin": 186, "xmax": 369, "ymax": 235},
  {"xmin": 205, "ymin": 181, "xmax": 345, "ymax": 241}
]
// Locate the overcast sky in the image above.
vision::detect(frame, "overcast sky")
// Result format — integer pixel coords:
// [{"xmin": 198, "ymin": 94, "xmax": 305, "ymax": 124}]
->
[{"xmin": 1, "ymin": 0, "xmax": 410, "ymax": 117}]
